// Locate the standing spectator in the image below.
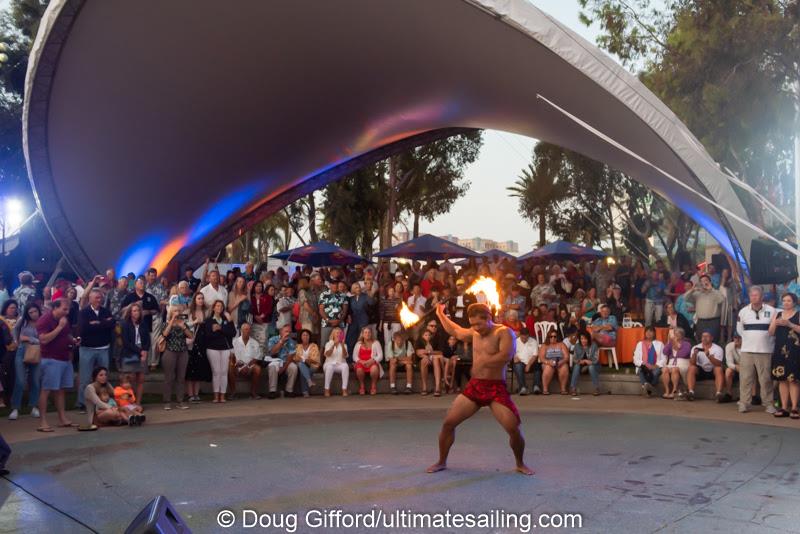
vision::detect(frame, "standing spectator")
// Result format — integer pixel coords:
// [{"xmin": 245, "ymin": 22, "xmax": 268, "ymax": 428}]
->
[
  {"xmin": 633, "ymin": 326, "xmax": 665, "ymax": 397},
  {"xmin": 35, "ymin": 298, "xmax": 78, "ymax": 432},
  {"xmin": 9, "ymin": 303, "xmax": 42, "ymax": 420},
  {"xmin": 144, "ymin": 268, "xmax": 168, "ymax": 370},
  {"xmin": 294, "ymin": 329, "xmax": 320, "ymax": 398},
  {"xmin": 346, "ymin": 283, "xmax": 374, "ymax": 357},
  {"xmin": 684, "ymin": 275, "xmax": 725, "ymax": 343},
  {"xmin": 657, "ymin": 301, "xmax": 694, "ymax": 341},
  {"xmin": 322, "ymin": 327, "xmax": 349, "ymax": 396},
  {"xmin": 319, "ymin": 280, "xmax": 348, "ymax": 349},
  {"xmin": 185, "ymin": 292, "xmax": 211, "ymax": 403},
  {"xmin": 297, "ymin": 277, "xmax": 319, "ymax": 341},
  {"xmin": 0, "ymin": 299, "xmax": 18, "ymax": 405},
  {"xmin": 614, "ymin": 256, "xmax": 632, "ymax": 304},
  {"xmin": 227, "ymin": 276, "xmax": 251, "ymax": 329},
  {"xmin": 266, "ymin": 324, "xmax": 299, "ymax": 399},
  {"xmin": 120, "ymin": 277, "xmax": 160, "ymax": 346},
  {"xmin": 228, "ymin": 322, "xmax": 264, "ymax": 399},
  {"xmin": 448, "ymin": 279, "xmax": 476, "ymax": 328},
  {"xmin": 513, "ymin": 327, "xmax": 539, "ymax": 395},
  {"xmin": 181, "ymin": 266, "xmax": 201, "ymax": 293},
  {"xmin": 204, "ymin": 300, "xmax": 236, "ymax": 403},
  {"xmin": 570, "ymin": 331, "xmax": 601, "ymax": 396},
  {"xmin": 250, "ymin": 280, "xmax": 271, "ymax": 346},
  {"xmin": 169, "ymin": 281, "xmax": 192, "ymax": 309},
  {"xmin": 768, "ymin": 293, "xmax": 800, "ymax": 418},
  {"xmin": 407, "ymin": 283, "xmax": 427, "ymax": 316},
  {"xmin": 161, "ymin": 307, "xmax": 192, "ymax": 409},
  {"xmin": 379, "ymin": 284, "xmax": 401, "ymax": 354},
  {"xmin": 13, "ymin": 271, "xmax": 37, "ymax": 310},
  {"xmin": 642, "ymin": 270, "xmax": 667, "ymax": 326},
  {"xmin": 605, "ymin": 284, "xmax": 628, "ymax": 324},
  {"xmin": 76, "ymin": 289, "xmax": 115, "ymax": 411},
  {"xmin": 200, "ymin": 269, "xmax": 229, "ymax": 312},
  {"xmin": 675, "ymin": 280, "xmax": 696, "ymax": 329},
  {"xmin": 0, "ymin": 275, "xmax": 8, "ymax": 310},
  {"xmin": 737, "ymin": 286, "xmax": 776, "ymax": 414},
  {"xmin": 276, "ymin": 286, "xmax": 296, "ymax": 331},
  {"xmin": 120, "ymin": 303, "xmax": 150, "ymax": 405}
]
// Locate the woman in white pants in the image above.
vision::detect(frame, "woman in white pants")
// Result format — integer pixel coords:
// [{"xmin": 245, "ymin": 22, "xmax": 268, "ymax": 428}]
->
[
  {"xmin": 203, "ymin": 300, "xmax": 236, "ymax": 403},
  {"xmin": 323, "ymin": 327, "xmax": 349, "ymax": 397}
]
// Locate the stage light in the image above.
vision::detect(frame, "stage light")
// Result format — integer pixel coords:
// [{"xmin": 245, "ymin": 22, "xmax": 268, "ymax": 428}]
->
[{"xmin": 2, "ymin": 197, "xmax": 25, "ymax": 235}]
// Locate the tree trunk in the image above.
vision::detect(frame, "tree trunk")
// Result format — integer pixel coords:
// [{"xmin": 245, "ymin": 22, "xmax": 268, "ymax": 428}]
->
[
  {"xmin": 413, "ymin": 209, "xmax": 420, "ymax": 238},
  {"xmin": 607, "ymin": 206, "xmax": 617, "ymax": 256},
  {"xmin": 538, "ymin": 209, "xmax": 546, "ymax": 247},
  {"xmin": 307, "ymin": 193, "xmax": 318, "ymax": 242},
  {"xmin": 384, "ymin": 156, "xmax": 398, "ymax": 249}
]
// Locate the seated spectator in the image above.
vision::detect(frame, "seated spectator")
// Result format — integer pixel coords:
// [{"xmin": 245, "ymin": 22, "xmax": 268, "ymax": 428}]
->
[
  {"xmin": 323, "ymin": 327, "xmax": 349, "ymax": 396},
  {"xmin": 662, "ymin": 327, "xmax": 692, "ymax": 399},
  {"xmin": 688, "ymin": 331, "xmax": 725, "ymax": 402},
  {"xmin": 590, "ymin": 305, "xmax": 618, "ymax": 347},
  {"xmin": 570, "ymin": 331, "xmax": 600, "ymax": 396},
  {"xmin": 503, "ymin": 309, "xmax": 524, "ymax": 334},
  {"xmin": 266, "ymin": 324, "xmax": 299, "ymax": 399},
  {"xmin": 441, "ymin": 335, "xmax": 463, "ymax": 393},
  {"xmin": 84, "ymin": 367, "xmax": 141, "ymax": 427},
  {"xmin": 114, "ymin": 373, "xmax": 145, "ymax": 418},
  {"xmin": 657, "ymin": 301, "xmax": 693, "ymax": 341},
  {"xmin": 633, "ymin": 326, "xmax": 665, "ymax": 397},
  {"xmin": 353, "ymin": 327, "xmax": 383, "ymax": 396},
  {"xmin": 723, "ymin": 334, "xmax": 742, "ymax": 403},
  {"xmin": 538, "ymin": 329, "xmax": 569, "ymax": 395},
  {"xmin": 512, "ymin": 327, "xmax": 539, "ymax": 395},
  {"xmin": 228, "ymin": 322, "xmax": 264, "ymax": 399},
  {"xmin": 415, "ymin": 329, "xmax": 444, "ymax": 396},
  {"xmin": 605, "ymin": 284, "xmax": 628, "ymax": 324},
  {"xmin": 294, "ymin": 329, "xmax": 320, "ymax": 398},
  {"xmin": 385, "ymin": 331, "xmax": 414, "ymax": 395}
]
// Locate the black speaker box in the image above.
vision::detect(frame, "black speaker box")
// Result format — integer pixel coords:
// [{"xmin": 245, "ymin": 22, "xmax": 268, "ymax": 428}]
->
[
  {"xmin": 749, "ymin": 239, "xmax": 798, "ymax": 285},
  {"xmin": 124, "ymin": 496, "xmax": 192, "ymax": 534}
]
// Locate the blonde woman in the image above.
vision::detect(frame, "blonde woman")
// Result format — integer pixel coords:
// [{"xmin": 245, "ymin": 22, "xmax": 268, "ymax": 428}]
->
[
  {"xmin": 353, "ymin": 326, "xmax": 383, "ymax": 395},
  {"xmin": 203, "ymin": 300, "xmax": 236, "ymax": 403},
  {"xmin": 323, "ymin": 327, "xmax": 349, "ymax": 396},
  {"xmin": 227, "ymin": 276, "xmax": 251, "ymax": 329}
]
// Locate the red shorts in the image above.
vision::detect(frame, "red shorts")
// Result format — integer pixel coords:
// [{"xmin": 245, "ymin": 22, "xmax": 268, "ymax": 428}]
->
[{"xmin": 462, "ymin": 378, "xmax": 520, "ymax": 422}]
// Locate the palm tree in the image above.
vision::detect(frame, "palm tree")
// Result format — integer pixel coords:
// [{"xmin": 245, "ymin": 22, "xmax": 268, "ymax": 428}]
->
[{"xmin": 507, "ymin": 143, "xmax": 568, "ymax": 247}]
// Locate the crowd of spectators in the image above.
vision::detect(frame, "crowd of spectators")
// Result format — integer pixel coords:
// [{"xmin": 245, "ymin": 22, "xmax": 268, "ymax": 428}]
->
[{"xmin": 1, "ymin": 251, "xmax": 798, "ymax": 431}]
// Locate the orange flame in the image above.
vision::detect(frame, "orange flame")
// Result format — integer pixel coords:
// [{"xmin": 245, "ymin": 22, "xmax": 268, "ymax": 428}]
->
[
  {"xmin": 399, "ymin": 301, "xmax": 421, "ymax": 329},
  {"xmin": 466, "ymin": 276, "xmax": 501, "ymax": 311}
]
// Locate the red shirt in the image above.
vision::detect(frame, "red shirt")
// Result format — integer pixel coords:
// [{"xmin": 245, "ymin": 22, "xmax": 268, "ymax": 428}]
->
[
  {"xmin": 37, "ymin": 311, "xmax": 72, "ymax": 361},
  {"xmin": 420, "ymin": 279, "xmax": 434, "ymax": 298}
]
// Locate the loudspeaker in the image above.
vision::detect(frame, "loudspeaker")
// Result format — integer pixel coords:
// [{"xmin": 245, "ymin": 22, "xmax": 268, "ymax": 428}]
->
[
  {"xmin": 749, "ymin": 239, "xmax": 798, "ymax": 285},
  {"xmin": 125, "ymin": 496, "xmax": 192, "ymax": 534},
  {"xmin": 710, "ymin": 253, "xmax": 728, "ymax": 273}
]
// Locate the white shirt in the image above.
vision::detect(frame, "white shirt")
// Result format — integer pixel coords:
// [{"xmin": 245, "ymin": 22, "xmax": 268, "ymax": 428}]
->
[
  {"xmin": 233, "ymin": 336, "xmax": 262, "ymax": 364},
  {"xmin": 737, "ymin": 304, "xmax": 776, "ymax": 354},
  {"xmin": 200, "ymin": 284, "xmax": 229, "ymax": 309},
  {"xmin": 725, "ymin": 341, "xmax": 741, "ymax": 368},
  {"xmin": 324, "ymin": 340, "xmax": 348, "ymax": 365},
  {"xmin": 692, "ymin": 343, "xmax": 724, "ymax": 372},
  {"xmin": 515, "ymin": 337, "xmax": 539, "ymax": 365},
  {"xmin": 407, "ymin": 295, "xmax": 427, "ymax": 316},
  {"xmin": 633, "ymin": 339, "xmax": 666, "ymax": 368}
]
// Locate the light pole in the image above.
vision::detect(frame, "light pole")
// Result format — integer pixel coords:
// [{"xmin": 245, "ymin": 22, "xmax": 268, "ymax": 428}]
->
[{"xmin": 794, "ymin": 79, "xmax": 800, "ymax": 275}]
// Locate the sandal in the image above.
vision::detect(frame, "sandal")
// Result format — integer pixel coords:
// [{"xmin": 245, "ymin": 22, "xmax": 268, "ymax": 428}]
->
[
  {"xmin": 359, "ymin": 387, "xmax": 366, "ymax": 396},
  {"xmin": 421, "ymin": 391, "xmax": 429, "ymax": 396},
  {"xmin": 542, "ymin": 391, "xmax": 551, "ymax": 396},
  {"xmin": 77, "ymin": 424, "xmax": 99, "ymax": 432},
  {"xmin": 773, "ymin": 409, "xmax": 789, "ymax": 418},
  {"xmin": 560, "ymin": 390, "xmax": 569, "ymax": 395},
  {"xmin": 370, "ymin": 387, "xmax": 377, "ymax": 396},
  {"xmin": 58, "ymin": 422, "xmax": 79, "ymax": 428},
  {"xmin": 37, "ymin": 426, "xmax": 54, "ymax": 433},
  {"xmin": 662, "ymin": 393, "xmax": 674, "ymax": 399},
  {"xmin": 791, "ymin": 410, "xmax": 800, "ymax": 419},
  {"xmin": 434, "ymin": 390, "xmax": 441, "ymax": 397}
]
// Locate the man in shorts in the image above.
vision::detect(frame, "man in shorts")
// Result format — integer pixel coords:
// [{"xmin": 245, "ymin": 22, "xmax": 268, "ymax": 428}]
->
[
  {"xmin": 36, "ymin": 298, "xmax": 79, "ymax": 432},
  {"xmin": 687, "ymin": 331, "xmax": 725, "ymax": 401},
  {"xmin": 427, "ymin": 303, "xmax": 533, "ymax": 475}
]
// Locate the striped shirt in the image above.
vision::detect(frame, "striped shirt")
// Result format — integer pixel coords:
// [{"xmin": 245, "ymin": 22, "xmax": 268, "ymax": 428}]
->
[{"xmin": 737, "ymin": 304, "xmax": 775, "ymax": 354}]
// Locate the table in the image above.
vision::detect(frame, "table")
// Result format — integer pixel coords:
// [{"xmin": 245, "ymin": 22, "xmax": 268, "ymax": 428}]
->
[{"xmin": 599, "ymin": 326, "xmax": 670, "ymax": 365}]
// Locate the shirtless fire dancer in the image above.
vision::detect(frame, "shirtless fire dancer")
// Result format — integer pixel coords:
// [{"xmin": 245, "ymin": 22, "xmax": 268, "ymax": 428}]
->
[{"xmin": 427, "ymin": 302, "xmax": 533, "ymax": 475}]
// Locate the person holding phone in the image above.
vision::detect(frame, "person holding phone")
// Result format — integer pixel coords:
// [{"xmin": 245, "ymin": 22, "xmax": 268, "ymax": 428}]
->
[{"xmin": 161, "ymin": 307, "xmax": 193, "ymax": 409}]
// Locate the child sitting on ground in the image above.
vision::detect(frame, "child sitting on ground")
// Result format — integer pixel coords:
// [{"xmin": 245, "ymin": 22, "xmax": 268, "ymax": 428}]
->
[{"xmin": 114, "ymin": 374, "xmax": 144, "ymax": 416}]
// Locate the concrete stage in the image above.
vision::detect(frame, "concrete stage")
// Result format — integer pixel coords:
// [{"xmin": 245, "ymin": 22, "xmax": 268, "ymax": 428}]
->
[{"xmin": 1, "ymin": 396, "xmax": 800, "ymax": 533}]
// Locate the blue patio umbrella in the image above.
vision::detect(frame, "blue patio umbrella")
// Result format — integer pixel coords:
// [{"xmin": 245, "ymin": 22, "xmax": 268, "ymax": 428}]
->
[
  {"xmin": 375, "ymin": 234, "xmax": 480, "ymax": 261},
  {"xmin": 517, "ymin": 240, "xmax": 607, "ymax": 262},
  {"xmin": 271, "ymin": 240, "xmax": 368, "ymax": 267}
]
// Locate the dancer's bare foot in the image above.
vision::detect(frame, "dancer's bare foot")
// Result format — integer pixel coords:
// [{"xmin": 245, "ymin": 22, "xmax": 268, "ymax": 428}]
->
[
  {"xmin": 515, "ymin": 464, "xmax": 535, "ymax": 476},
  {"xmin": 426, "ymin": 462, "xmax": 447, "ymax": 473}
]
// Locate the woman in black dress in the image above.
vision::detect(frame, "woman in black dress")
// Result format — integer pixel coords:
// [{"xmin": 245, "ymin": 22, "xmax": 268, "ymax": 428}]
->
[
  {"xmin": 768, "ymin": 293, "xmax": 800, "ymax": 418},
  {"xmin": 185, "ymin": 292, "xmax": 212, "ymax": 402}
]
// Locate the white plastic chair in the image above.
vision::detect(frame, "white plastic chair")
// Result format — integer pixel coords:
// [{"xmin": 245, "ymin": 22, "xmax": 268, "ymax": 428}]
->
[
  {"xmin": 630, "ymin": 321, "xmax": 643, "ymax": 328},
  {"xmin": 534, "ymin": 321, "xmax": 558, "ymax": 344},
  {"xmin": 599, "ymin": 347, "xmax": 619, "ymax": 370}
]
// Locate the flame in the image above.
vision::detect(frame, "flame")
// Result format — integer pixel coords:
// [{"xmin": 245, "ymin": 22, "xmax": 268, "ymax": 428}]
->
[
  {"xmin": 466, "ymin": 276, "xmax": 501, "ymax": 311},
  {"xmin": 399, "ymin": 301, "xmax": 421, "ymax": 329}
]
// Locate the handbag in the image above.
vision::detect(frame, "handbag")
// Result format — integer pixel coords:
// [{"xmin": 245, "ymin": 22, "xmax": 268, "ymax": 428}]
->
[
  {"xmin": 156, "ymin": 334, "xmax": 166, "ymax": 353},
  {"xmin": 23, "ymin": 343, "xmax": 41, "ymax": 364}
]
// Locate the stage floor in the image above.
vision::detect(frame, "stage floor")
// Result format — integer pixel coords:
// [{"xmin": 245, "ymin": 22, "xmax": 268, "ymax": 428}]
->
[{"xmin": 2, "ymin": 399, "xmax": 800, "ymax": 533}]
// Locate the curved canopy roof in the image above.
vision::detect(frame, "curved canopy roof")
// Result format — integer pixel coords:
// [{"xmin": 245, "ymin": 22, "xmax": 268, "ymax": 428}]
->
[{"xmin": 24, "ymin": 0, "xmax": 757, "ymax": 279}]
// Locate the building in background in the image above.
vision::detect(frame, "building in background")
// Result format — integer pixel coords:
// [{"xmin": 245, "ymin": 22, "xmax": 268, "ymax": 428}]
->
[{"xmin": 440, "ymin": 234, "xmax": 518, "ymax": 254}]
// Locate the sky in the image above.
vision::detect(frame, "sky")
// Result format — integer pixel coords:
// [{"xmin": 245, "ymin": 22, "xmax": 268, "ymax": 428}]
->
[{"xmin": 418, "ymin": 0, "xmax": 605, "ymax": 254}]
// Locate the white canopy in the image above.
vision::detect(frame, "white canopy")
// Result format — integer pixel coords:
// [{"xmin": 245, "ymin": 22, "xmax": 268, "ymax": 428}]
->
[{"xmin": 24, "ymin": 0, "xmax": 757, "ymax": 278}]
